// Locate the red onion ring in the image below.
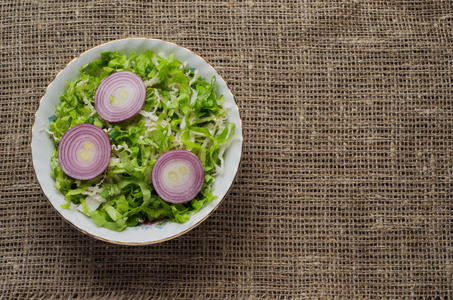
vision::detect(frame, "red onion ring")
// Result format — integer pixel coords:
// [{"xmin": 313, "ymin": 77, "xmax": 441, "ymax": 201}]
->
[
  {"xmin": 58, "ymin": 124, "xmax": 112, "ymax": 180},
  {"xmin": 94, "ymin": 71, "xmax": 146, "ymax": 122},
  {"xmin": 152, "ymin": 150, "xmax": 205, "ymax": 203}
]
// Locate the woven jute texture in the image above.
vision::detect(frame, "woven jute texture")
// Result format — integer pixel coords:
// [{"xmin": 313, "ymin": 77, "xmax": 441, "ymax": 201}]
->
[{"xmin": 2, "ymin": 0, "xmax": 453, "ymax": 298}]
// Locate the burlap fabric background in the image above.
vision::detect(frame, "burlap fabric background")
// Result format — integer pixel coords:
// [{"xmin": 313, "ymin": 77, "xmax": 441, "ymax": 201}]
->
[{"xmin": 2, "ymin": 0, "xmax": 453, "ymax": 298}]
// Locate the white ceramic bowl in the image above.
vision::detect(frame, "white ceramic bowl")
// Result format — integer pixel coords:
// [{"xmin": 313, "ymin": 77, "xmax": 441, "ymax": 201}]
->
[{"xmin": 31, "ymin": 38, "xmax": 243, "ymax": 245}]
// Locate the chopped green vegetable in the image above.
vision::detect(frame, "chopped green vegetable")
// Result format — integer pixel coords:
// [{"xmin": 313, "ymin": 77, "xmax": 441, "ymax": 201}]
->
[{"xmin": 48, "ymin": 50, "xmax": 235, "ymax": 231}]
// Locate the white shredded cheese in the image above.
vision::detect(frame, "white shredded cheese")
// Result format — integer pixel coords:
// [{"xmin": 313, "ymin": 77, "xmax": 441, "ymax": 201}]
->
[
  {"xmin": 154, "ymin": 88, "xmax": 167, "ymax": 104},
  {"xmin": 151, "ymin": 101, "xmax": 159, "ymax": 114},
  {"xmin": 212, "ymin": 136, "xmax": 240, "ymax": 176},
  {"xmin": 206, "ymin": 123, "xmax": 216, "ymax": 136},
  {"xmin": 143, "ymin": 77, "xmax": 161, "ymax": 87},
  {"xmin": 168, "ymin": 83, "xmax": 180, "ymax": 91},
  {"xmin": 112, "ymin": 144, "xmax": 133, "ymax": 154},
  {"xmin": 221, "ymin": 102, "xmax": 233, "ymax": 110},
  {"xmin": 109, "ymin": 157, "xmax": 121, "ymax": 164},
  {"xmin": 189, "ymin": 70, "xmax": 199, "ymax": 86},
  {"xmin": 169, "ymin": 139, "xmax": 184, "ymax": 149},
  {"xmin": 215, "ymin": 115, "xmax": 227, "ymax": 133},
  {"xmin": 76, "ymin": 78, "xmax": 89, "ymax": 87},
  {"xmin": 141, "ymin": 118, "xmax": 157, "ymax": 137},
  {"xmin": 201, "ymin": 138, "xmax": 210, "ymax": 147},
  {"xmin": 158, "ymin": 52, "xmax": 168, "ymax": 59},
  {"xmin": 188, "ymin": 114, "xmax": 197, "ymax": 124},
  {"xmin": 81, "ymin": 92, "xmax": 97, "ymax": 117},
  {"xmin": 174, "ymin": 130, "xmax": 183, "ymax": 142},
  {"xmin": 212, "ymin": 143, "xmax": 229, "ymax": 176},
  {"xmin": 138, "ymin": 110, "xmax": 158, "ymax": 121},
  {"xmin": 191, "ymin": 131, "xmax": 208, "ymax": 137},
  {"xmin": 180, "ymin": 116, "xmax": 186, "ymax": 130},
  {"xmin": 39, "ymin": 122, "xmax": 60, "ymax": 141},
  {"xmin": 190, "ymin": 87, "xmax": 198, "ymax": 105},
  {"xmin": 77, "ymin": 195, "xmax": 104, "ymax": 214},
  {"xmin": 168, "ymin": 83, "xmax": 181, "ymax": 102},
  {"xmin": 69, "ymin": 202, "xmax": 79, "ymax": 211}
]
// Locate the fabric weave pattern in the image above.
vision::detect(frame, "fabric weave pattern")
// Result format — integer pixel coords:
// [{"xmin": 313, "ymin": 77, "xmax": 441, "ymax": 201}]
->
[{"xmin": 1, "ymin": 1, "xmax": 453, "ymax": 298}]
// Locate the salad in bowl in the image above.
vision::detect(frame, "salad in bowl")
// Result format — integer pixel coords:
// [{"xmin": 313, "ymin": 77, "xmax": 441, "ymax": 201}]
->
[{"xmin": 31, "ymin": 38, "xmax": 242, "ymax": 244}]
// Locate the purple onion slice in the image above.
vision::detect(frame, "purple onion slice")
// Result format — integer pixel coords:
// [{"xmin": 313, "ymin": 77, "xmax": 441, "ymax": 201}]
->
[
  {"xmin": 58, "ymin": 124, "xmax": 112, "ymax": 180},
  {"xmin": 152, "ymin": 150, "xmax": 205, "ymax": 203},
  {"xmin": 94, "ymin": 71, "xmax": 146, "ymax": 123}
]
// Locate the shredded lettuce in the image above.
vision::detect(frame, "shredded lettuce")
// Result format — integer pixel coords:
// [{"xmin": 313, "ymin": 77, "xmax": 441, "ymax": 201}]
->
[{"xmin": 48, "ymin": 50, "xmax": 235, "ymax": 231}]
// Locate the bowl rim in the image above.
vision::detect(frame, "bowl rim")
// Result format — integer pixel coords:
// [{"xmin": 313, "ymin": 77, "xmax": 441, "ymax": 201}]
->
[{"xmin": 31, "ymin": 37, "xmax": 243, "ymax": 245}]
